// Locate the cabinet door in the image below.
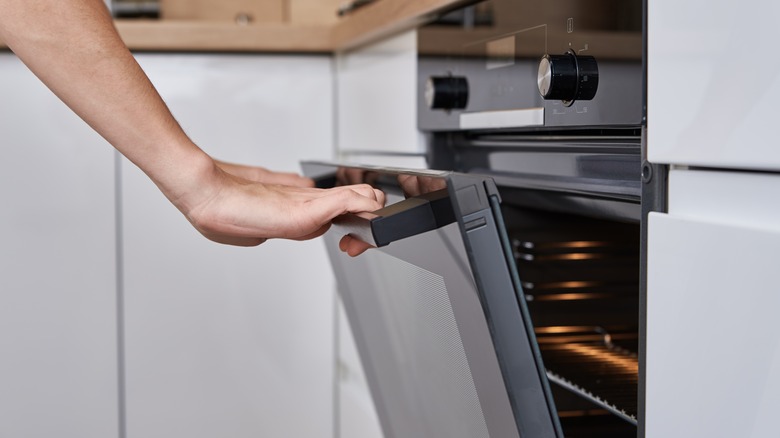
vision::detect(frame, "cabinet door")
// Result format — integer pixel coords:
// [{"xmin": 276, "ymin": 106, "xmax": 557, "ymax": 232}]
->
[
  {"xmin": 122, "ymin": 54, "xmax": 335, "ymax": 438},
  {"xmin": 648, "ymin": 0, "xmax": 780, "ymax": 170},
  {"xmin": 336, "ymin": 30, "xmax": 425, "ymax": 156},
  {"xmin": 0, "ymin": 54, "xmax": 119, "ymax": 438},
  {"xmin": 646, "ymin": 170, "xmax": 780, "ymax": 437}
]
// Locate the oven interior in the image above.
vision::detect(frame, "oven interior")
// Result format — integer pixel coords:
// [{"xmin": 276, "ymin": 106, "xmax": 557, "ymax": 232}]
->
[{"xmin": 429, "ymin": 131, "xmax": 642, "ymax": 437}]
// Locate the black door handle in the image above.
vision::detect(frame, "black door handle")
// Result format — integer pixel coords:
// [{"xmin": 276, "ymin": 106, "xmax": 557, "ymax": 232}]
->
[{"xmin": 332, "ymin": 188, "xmax": 455, "ymax": 247}]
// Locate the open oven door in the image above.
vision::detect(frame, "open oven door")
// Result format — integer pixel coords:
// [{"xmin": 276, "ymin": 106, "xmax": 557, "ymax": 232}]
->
[{"xmin": 302, "ymin": 162, "xmax": 563, "ymax": 438}]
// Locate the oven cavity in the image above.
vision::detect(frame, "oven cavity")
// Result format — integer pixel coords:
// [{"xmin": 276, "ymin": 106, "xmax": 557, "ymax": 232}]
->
[{"xmin": 508, "ymin": 207, "xmax": 639, "ymax": 436}]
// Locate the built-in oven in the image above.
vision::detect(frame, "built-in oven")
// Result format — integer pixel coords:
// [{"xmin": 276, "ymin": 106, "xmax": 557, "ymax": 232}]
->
[{"xmin": 305, "ymin": 0, "xmax": 658, "ymax": 436}]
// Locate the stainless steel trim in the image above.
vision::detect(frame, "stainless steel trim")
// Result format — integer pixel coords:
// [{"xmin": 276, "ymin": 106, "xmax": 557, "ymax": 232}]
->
[{"xmin": 459, "ymin": 108, "xmax": 544, "ymax": 130}]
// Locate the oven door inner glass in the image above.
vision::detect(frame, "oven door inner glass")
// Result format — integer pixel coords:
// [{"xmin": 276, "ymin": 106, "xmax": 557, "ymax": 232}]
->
[{"xmin": 303, "ymin": 162, "xmax": 562, "ymax": 438}]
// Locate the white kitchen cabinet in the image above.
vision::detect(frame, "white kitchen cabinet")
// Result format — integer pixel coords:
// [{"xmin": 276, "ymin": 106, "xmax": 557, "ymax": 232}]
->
[
  {"xmin": 336, "ymin": 30, "xmax": 425, "ymax": 158},
  {"xmin": 122, "ymin": 54, "xmax": 335, "ymax": 438},
  {"xmin": 647, "ymin": 0, "xmax": 780, "ymax": 431},
  {"xmin": 648, "ymin": 0, "xmax": 780, "ymax": 171},
  {"xmin": 646, "ymin": 169, "xmax": 780, "ymax": 437},
  {"xmin": 0, "ymin": 54, "xmax": 119, "ymax": 438}
]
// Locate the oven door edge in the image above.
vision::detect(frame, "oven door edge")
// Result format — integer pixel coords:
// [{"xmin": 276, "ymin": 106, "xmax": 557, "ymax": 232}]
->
[{"xmin": 449, "ymin": 173, "xmax": 564, "ymax": 437}]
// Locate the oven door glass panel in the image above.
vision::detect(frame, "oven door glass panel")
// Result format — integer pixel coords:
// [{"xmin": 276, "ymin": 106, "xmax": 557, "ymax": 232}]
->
[{"xmin": 303, "ymin": 162, "xmax": 562, "ymax": 438}]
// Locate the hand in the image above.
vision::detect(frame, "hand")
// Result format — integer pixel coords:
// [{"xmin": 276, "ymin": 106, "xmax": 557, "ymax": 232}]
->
[
  {"xmin": 181, "ymin": 162, "xmax": 386, "ymax": 247},
  {"xmin": 0, "ymin": 0, "xmax": 386, "ymax": 252},
  {"xmin": 336, "ymin": 174, "xmax": 450, "ymax": 257},
  {"xmin": 215, "ymin": 159, "xmax": 315, "ymax": 188},
  {"xmin": 338, "ymin": 234, "xmax": 375, "ymax": 257}
]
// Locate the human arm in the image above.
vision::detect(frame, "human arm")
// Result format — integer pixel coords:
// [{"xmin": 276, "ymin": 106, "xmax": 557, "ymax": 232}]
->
[
  {"xmin": 215, "ymin": 160, "xmax": 315, "ymax": 188},
  {"xmin": 0, "ymin": 0, "xmax": 383, "ymax": 249}
]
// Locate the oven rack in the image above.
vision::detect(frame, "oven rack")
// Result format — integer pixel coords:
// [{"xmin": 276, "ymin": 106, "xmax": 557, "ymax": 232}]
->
[{"xmin": 542, "ymin": 341, "xmax": 638, "ymax": 425}]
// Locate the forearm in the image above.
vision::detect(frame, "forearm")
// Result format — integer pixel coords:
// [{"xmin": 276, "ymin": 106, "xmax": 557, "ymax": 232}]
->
[
  {"xmin": 0, "ymin": 0, "xmax": 214, "ymax": 211},
  {"xmin": 0, "ymin": 0, "xmax": 386, "ymax": 249}
]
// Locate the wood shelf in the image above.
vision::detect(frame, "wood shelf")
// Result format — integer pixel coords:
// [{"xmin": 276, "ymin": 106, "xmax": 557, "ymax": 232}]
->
[
  {"xmin": 0, "ymin": 0, "xmax": 465, "ymax": 53},
  {"xmin": 114, "ymin": 20, "xmax": 333, "ymax": 52},
  {"xmin": 331, "ymin": 0, "xmax": 470, "ymax": 51}
]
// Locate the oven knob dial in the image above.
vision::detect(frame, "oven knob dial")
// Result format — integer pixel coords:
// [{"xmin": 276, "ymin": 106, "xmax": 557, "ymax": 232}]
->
[
  {"xmin": 425, "ymin": 76, "xmax": 469, "ymax": 110},
  {"xmin": 537, "ymin": 51, "xmax": 599, "ymax": 106}
]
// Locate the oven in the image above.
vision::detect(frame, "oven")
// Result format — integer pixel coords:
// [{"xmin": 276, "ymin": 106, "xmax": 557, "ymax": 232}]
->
[{"xmin": 305, "ymin": 0, "xmax": 657, "ymax": 436}]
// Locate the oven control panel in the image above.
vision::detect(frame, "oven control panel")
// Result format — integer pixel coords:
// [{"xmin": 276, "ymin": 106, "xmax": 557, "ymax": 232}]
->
[{"xmin": 417, "ymin": 0, "xmax": 643, "ymax": 131}]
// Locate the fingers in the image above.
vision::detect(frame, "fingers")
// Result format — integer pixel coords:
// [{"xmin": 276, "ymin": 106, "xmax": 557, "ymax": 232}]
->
[
  {"xmin": 316, "ymin": 184, "xmax": 385, "ymax": 214},
  {"xmin": 398, "ymin": 174, "xmax": 421, "ymax": 197},
  {"xmin": 319, "ymin": 184, "xmax": 385, "ymax": 256},
  {"xmin": 339, "ymin": 235, "xmax": 374, "ymax": 257},
  {"xmin": 340, "ymin": 184, "xmax": 386, "ymax": 207},
  {"xmin": 375, "ymin": 188, "xmax": 386, "ymax": 206}
]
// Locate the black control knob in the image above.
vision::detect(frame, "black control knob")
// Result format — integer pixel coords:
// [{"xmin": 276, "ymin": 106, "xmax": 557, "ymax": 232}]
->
[
  {"xmin": 537, "ymin": 51, "xmax": 599, "ymax": 106},
  {"xmin": 425, "ymin": 76, "xmax": 469, "ymax": 110}
]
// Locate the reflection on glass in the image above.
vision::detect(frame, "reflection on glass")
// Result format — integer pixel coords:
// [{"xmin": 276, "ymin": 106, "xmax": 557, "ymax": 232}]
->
[{"xmin": 334, "ymin": 166, "xmax": 448, "ymax": 199}]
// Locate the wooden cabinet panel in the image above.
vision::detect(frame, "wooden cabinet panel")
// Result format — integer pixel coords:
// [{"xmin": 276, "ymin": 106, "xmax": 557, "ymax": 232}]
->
[
  {"xmin": 289, "ymin": 0, "xmax": 343, "ymax": 24},
  {"xmin": 160, "ymin": 0, "xmax": 285, "ymax": 23}
]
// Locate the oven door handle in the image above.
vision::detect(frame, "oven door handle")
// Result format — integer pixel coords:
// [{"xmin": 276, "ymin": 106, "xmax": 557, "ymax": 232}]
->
[{"xmin": 332, "ymin": 188, "xmax": 456, "ymax": 247}]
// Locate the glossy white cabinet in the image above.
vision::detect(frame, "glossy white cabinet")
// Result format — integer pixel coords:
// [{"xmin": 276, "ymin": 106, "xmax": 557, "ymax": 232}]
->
[
  {"xmin": 646, "ymin": 169, "xmax": 780, "ymax": 437},
  {"xmin": 0, "ymin": 54, "xmax": 119, "ymax": 438},
  {"xmin": 648, "ymin": 1, "xmax": 780, "ymax": 170},
  {"xmin": 647, "ymin": 0, "xmax": 780, "ymax": 429},
  {"xmin": 336, "ymin": 30, "xmax": 425, "ymax": 158},
  {"xmin": 122, "ymin": 54, "xmax": 335, "ymax": 438}
]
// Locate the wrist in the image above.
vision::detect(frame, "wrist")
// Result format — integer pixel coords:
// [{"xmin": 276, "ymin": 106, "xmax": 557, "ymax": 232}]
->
[{"xmin": 149, "ymin": 142, "xmax": 222, "ymax": 217}]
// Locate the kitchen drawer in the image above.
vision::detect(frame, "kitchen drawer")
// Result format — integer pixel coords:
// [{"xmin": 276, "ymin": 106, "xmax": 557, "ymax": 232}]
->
[
  {"xmin": 647, "ymin": 212, "xmax": 780, "ymax": 437},
  {"xmin": 648, "ymin": 0, "xmax": 780, "ymax": 170}
]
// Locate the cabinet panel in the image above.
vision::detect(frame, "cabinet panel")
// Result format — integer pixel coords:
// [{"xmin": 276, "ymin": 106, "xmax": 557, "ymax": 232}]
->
[
  {"xmin": 0, "ymin": 54, "xmax": 119, "ymax": 438},
  {"xmin": 667, "ymin": 168, "xmax": 780, "ymax": 230},
  {"xmin": 648, "ymin": 0, "xmax": 780, "ymax": 170},
  {"xmin": 336, "ymin": 30, "xmax": 425, "ymax": 155},
  {"xmin": 647, "ymin": 213, "xmax": 780, "ymax": 437},
  {"xmin": 123, "ymin": 54, "xmax": 335, "ymax": 438}
]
